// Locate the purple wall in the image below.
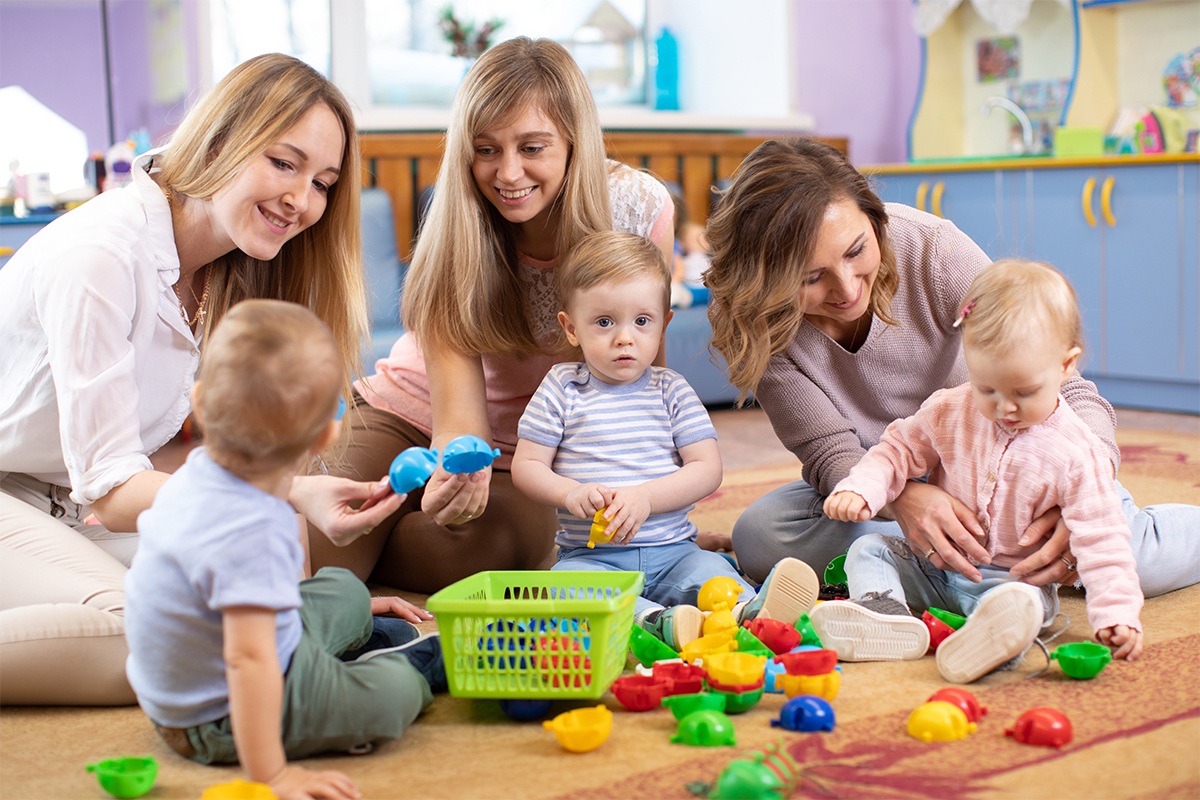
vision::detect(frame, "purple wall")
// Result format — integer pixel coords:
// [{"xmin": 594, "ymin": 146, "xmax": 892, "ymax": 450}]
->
[
  {"xmin": 0, "ymin": 1, "xmax": 110, "ymax": 154},
  {"xmin": 793, "ymin": 0, "xmax": 921, "ymax": 166},
  {"xmin": 0, "ymin": 0, "xmax": 194, "ymax": 155}
]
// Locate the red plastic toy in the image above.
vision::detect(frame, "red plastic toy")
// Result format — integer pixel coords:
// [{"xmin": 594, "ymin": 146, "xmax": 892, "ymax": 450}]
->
[
  {"xmin": 1005, "ymin": 707, "xmax": 1073, "ymax": 748},
  {"xmin": 921, "ymin": 610, "xmax": 957, "ymax": 652},
  {"xmin": 653, "ymin": 661, "xmax": 706, "ymax": 696},
  {"xmin": 743, "ymin": 618, "xmax": 801, "ymax": 655},
  {"xmin": 773, "ymin": 648, "xmax": 838, "ymax": 676},
  {"xmin": 610, "ymin": 674, "xmax": 666, "ymax": 712},
  {"xmin": 927, "ymin": 687, "xmax": 987, "ymax": 723},
  {"xmin": 536, "ymin": 635, "xmax": 591, "ymax": 689}
]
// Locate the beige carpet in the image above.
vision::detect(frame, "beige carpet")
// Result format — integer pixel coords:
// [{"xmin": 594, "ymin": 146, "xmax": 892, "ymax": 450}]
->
[{"xmin": 2, "ymin": 425, "xmax": 1198, "ymax": 800}]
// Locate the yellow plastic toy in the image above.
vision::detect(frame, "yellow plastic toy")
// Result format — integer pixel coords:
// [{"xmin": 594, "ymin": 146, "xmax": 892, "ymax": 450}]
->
[
  {"xmin": 702, "ymin": 652, "xmax": 767, "ymax": 687},
  {"xmin": 781, "ymin": 669, "xmax": 841, "ymax": 701},
  {"xmin": 679, "ymin": 632, "xmax": 738, "ymax": 664},
  {"xmin": 906, "ymin": 700, "xmax": 977, "ymax": 743},
  {"xmin": 200, "ymin": 780, "xmax": 277, "ymax": 800},
  {"xmin": 702, "ymin": 605, "xmax": 739, "ymax": 638},
  {"xmin": 587, "ymin": 510, "xmax": 614, "ymax": 549},
  {"xmin": 697, "ymin": 576, "xmax": 744, "ymax": 612},
  {"xmin": 542, "ymin": 705, "xmax": 613, "ymax": 753}
]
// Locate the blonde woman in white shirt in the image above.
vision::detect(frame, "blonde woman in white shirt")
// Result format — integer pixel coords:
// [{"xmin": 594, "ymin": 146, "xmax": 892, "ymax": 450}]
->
[{"xmin": 0, "ymin": 54, "xmax": 406, "ymax": 706}]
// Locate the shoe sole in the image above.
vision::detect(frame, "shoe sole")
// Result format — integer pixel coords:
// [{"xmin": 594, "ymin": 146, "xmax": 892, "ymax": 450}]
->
[
  {"xmin": 936, "ymin": 584, "xmax": 1043, "ymax": 684},
  {"xmin": 751, "ymin": 558, "xmax": 820, "ymax": 626},
  {"xmin": 355, "ymin": 630, "xmax": 440, "ymax": 663},
  {"xmin": 809, "ymin": 601, "xmax": 930, "ymax": 661},
  {"xmin": 668, "ymin": 605, "xmax": 705, "ymax": 650}
]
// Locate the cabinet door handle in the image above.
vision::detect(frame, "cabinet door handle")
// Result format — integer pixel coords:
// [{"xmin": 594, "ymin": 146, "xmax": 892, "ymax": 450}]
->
[
  {"xmin": 1100, "ymin": 175, "xmax": 1116, "ymax": 227},
  {"xmin": 916, "ymin": 181, "xmax": 929, "ymax": 213},
  {"xmin": 1081, "ymin": 176, "xmax": 1097, "ymax": 228},
  {"xmin": 931, "ymin": 181, "xmax": 945, "ymax": 218}
]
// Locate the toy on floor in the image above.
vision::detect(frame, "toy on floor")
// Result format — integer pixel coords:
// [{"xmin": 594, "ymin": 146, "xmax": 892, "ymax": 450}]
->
[
  {"xmin": 921, "ymin": 607, "xmax": 967, "ymax": 653},
  {"xmin": 440, "ymin": 434, "xmax": 500, "ymax": 473},
  {"xmin": 771, "ymin": 695, "xmax": 836, "ymax": 733},
  {"xmin": 200, "ymin": 780, "xmax": 276, "ymax": 800},
  {"xmin": 628, "ymin": 624, "xmax": 679, "ymax": 666},
  {"xmin": 703, "ymin": 605, "xmax": 740, "ymax": 638},
  {"xmin": 653, "ymin": 661, "xmax": 707, "ymax": 695},
  {"xmin": 686, "ymin": 742, "xmax": 802, "ymax": 800},
  {"xmin": 500, "ymin": 698, "xmax": 554, "ymax": 721},
  {"xmin": 388, "ymin": 446, "xmax": 439, "ymax": 493},
  {"xmin": 819, "ymin": 553, "xmax": 849, "ymax": 600},
  {"xmin": 680, "ymin": 631, "xmax": 738, "ymax": 664},
  {"xmin": 743, "ymin": 617, "xmax": 800, "ymax": 655},
  {"xmin": 543, "ymin": 705, "xmax": 613, "ymax": 753},
  {"xmin": 664, "ymin": 691, "xmax": 728, "ymax": 720},
  {"xmin": 671, "ymin": 709, "xmax": 737, "ymax": 747},
  {"xmin": 587, "ymin": 509, "xmax": 615, "ymax": 548},
  {"xmin": 1006, "ymin": 707, "xmax": 1073, "ymax": 748},
  {"xmin": 85, "ymin": 756, "xmax": 157, "ymax": 799},
  {"xmin": 927, "ymin": 687, "xmax": 987, "ymax": 723},
  {"xmin": 774, "ymin": 647, "xmax": 840, "ymax": 701},
  {"xmin": 906, "ymin": 700, "xmax": 977, "ymax": 742},
  {"xmin": 611, "ymin": 674, "xmax": 667, "ymax": 711},
  {"xmin": 733, "ymin": 626, "xmax": 774, "ymax": 657},
  {"xmin": 1050, "ymin": 641, "xmax": 1112, "ymax": 679},
  {"xmin": 698, "ymin": 576, "xmax": 745, "ymax": 612}
]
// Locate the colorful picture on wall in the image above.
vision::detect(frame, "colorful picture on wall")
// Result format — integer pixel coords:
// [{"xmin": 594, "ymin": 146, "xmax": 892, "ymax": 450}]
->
[{"xmin": 977, "ymin": 37, "xmax": 1019, "ymax": 83}]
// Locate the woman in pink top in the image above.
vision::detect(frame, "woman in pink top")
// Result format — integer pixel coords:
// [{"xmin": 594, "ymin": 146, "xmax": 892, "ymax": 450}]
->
[
  {"xmin": 704, "ymin": 138, "xmax": 1198, "ymax": 602},
  {"xmin": 310, "ymin": 38, "xmax": 673, "ymax": 592},
  {"xmin": 816, "ymin": 260, "xmax": 1143, "ymax": 683}
]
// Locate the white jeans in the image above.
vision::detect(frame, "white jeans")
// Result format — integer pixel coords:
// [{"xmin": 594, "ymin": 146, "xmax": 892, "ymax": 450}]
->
[{"xmin": 0, "ymin": 472, "xmax": 138, "ymax": 705}]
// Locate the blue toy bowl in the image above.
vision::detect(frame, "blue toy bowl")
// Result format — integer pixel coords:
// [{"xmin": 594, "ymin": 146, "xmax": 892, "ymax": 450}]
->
[
  {"xmin": 441, "ymin": 435, "xmax": 500, "ymax": 474},
  {"xmin": 388, "ymin": 447, "xmax": 439, "ymax": 494}
]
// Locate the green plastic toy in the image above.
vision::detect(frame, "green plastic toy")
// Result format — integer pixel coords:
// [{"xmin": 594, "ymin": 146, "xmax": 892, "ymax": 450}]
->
[
  {"xmin": 663, "ymin": 691, "xmax": 727, "ymax": 721},
  {"xmin": 733, "ymin": 626, "xmax": 774, "ymax": 657},
  {"xmin": 823, "ymin": 554, "xmax": 847, "ymax": 585},
  {"xmin": 1051, "ymin": 641, "xmax": 1112, "ymax": 679},
  {"xmin": 928, "ymin": 607, "xmax": 967, "ymax": 629},
  {"xmin": 794, "ymin": 612, "xmax": 822, "ymax": 647},
  {"xmin": 628, "ymin": 624, "xmax": 679, "ymax": 666},
  {"xmin": 85, "ymin": 756, "xmax": 157, "ymax": 799},
  {"xmin": 708, "ymin": 685, "xmax": 765, "ymax": 714},
  {"xmin": 671, "ymin": 709, "xmax": 737, "ymax": 747}
]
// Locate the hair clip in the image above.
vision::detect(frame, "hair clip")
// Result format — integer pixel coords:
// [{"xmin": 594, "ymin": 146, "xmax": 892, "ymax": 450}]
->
[{"xmin": 952, "ymin": 300, "xmax": 976, "ymax": 329}]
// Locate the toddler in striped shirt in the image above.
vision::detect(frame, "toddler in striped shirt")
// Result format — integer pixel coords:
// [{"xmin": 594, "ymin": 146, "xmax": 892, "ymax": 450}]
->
[
  {"xmin": 814, "ymin": 259, "xmax": 1143, "ymax": 683},
  {"xmin": 512, "ymin": 231, "xmax": 818, "ymax": 651}
]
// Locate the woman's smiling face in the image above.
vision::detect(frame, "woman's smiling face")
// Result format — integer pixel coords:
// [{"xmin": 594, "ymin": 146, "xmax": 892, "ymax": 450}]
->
[
  {"xmin": 470, "ymin": 104, "xmax": 569, "ymax": 246},
  {"xmin": 798, "ymin": 197, "xmax": 881, "ymax": 330}
]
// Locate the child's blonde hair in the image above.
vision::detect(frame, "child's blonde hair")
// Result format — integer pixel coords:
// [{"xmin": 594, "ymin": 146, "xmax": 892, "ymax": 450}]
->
[
  {"xmin": 956, "ymin": 258, "xmax": 1083, "ymax": 358},
  {"xmin": 196, "ymin": 300, "xmax": 342, "ymax": 477},
  {"xmin": 558, "ymin": 230, "xmax": 671, "ymax": 312}
]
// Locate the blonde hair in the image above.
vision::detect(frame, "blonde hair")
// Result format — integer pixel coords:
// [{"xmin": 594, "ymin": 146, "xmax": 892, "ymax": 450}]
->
[
  {"xmin": 196, "ymin": 300, "xmax": 342, "ymax": 477},
  {"xmin": 402, "ymin": 37, "xmax": 612, "ymax": 358},
  {"xmin": 156, "ymin": 53, "xmax": 367, "ymax": 397},
  {"xmin": 957, "ymin": 258, "xmax": 1083, "ymax": 358},
  {"xmin": 558, "ymin": 230, "xmax": 671, "ymax": 312},
  {"xmin": 705, "ymin": 138, "xmax": 898, "ymax": 404}
]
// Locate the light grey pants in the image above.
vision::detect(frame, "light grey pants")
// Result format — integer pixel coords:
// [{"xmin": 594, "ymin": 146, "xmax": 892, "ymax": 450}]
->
[
  {"xmin": 0, "ymin": 472, "xmax": 139, "ymax": 705},
  {"xmin": 730, "ymin": 478, "xmax": 1200, "ymax": 598}
]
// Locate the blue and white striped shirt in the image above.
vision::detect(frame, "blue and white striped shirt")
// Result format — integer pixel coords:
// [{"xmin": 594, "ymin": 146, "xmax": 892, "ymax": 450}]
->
[{"xmin": 518, "ymin": 363, "xmax": 717, "ymax": 548}]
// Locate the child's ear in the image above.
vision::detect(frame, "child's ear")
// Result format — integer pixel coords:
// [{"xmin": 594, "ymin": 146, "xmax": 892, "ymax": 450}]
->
[
  {"xmin": 557, "ymin": 310, "xmax": 580, "ymax": 347},
  {"xmin": 664, "ymin": 308, "xmax": 674, "ymax": 329},
  {"xmin": 309, "ymin": 420, "xmax": 340, "ymax": 456},
  {"xmin": 1062, "ymin": 346, "xmax": 1083, "ymax": 378}
]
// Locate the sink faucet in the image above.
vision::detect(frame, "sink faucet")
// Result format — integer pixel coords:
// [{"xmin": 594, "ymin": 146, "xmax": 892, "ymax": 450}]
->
[{"xmin": 982, "ymin": 96, "xmax": 1034, "ymax": 154}]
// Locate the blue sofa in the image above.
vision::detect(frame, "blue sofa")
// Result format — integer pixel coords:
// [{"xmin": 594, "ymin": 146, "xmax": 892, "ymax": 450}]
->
[{"xmin": 359, "ymin": 188, "xmax": 739, "ymax": 406}]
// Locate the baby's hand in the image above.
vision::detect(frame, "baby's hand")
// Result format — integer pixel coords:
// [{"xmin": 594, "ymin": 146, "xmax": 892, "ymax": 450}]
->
[
  {"xmin": 566, "ymin": 483, "xmax": 612, "ymax": 520},
  {"xmin": 370, "ymin": 595, "xmax": 433, "ymax": 623},
  {"xmin": 1097, "ymin": 624, "xmax": 1143, "ymax": 661},
  {"xmin": 605, "ymin": 486, "xmax": 653, "ymax": 545},
  {"xmin": 824, "ymin": 491, "xmax": 870, "ymax": 522},
  {"xmin": 270, "ymin": 764, "xmax": 359, "ymax": 800}
]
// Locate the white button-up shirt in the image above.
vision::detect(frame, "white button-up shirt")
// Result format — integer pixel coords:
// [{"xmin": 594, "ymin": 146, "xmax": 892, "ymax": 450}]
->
[{"xmin": 0, "ymin": 150, "xmax": 198, "ymax": 506}]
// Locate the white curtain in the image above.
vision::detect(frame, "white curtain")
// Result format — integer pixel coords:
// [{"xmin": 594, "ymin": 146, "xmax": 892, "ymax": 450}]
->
[{"xmin": 912, "ymin": 0, "xmax": 1072, "ymax": 37}]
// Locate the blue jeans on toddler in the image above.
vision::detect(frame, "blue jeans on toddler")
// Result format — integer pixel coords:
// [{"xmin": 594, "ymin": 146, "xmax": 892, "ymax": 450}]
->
[
  {"xmin": 845, "ymin": 533, "xmax": 1060, "ymax": 627},
  {"xmin": 554, "ymin": 540, "xmax": 755, "ymax": 617}
]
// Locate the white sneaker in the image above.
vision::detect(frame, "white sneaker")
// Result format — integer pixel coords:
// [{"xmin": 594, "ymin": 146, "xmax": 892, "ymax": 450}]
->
[
  {"xmin": 936, "ymin": 583, "xmax": 1044, "ymax": 684},
  {"xmin": 737, "ymin": 557, "xmax": 820, "ymax": 627},
  {"xmin": 808, "ymin": 597, "xmax": 930, "ymax": 662}
]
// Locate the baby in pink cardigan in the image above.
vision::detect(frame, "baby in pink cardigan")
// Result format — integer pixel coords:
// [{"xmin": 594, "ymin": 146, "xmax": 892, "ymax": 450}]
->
[{"xmin": 813, "ymin": 259, "xmax": 1143, "ymax": 684}]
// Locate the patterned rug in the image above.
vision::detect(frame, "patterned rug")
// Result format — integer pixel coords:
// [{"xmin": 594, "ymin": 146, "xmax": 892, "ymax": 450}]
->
[{"xmin": 1, "ymin": 424, "xmax": 1197, "ymax": 800}]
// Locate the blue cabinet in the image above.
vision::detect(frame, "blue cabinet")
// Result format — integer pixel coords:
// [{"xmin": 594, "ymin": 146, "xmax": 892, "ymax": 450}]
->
[
  {"xmin": 0, "ymin": 214, "xmax": 57, "ymax": 268},
  {"xmin": 1018, "ymin": 163, "xmax": 1199, "ymax": 413}
]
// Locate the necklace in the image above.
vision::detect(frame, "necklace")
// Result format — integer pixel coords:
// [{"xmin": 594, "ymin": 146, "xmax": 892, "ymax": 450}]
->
[{"xmin": 173, "ymin": 266, "xmax": 212, "ymax": 328}]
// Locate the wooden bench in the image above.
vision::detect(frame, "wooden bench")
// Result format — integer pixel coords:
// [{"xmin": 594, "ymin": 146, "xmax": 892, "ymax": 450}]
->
[{"xmin": 360, "ymin": 131, "xmax": 848, "ymax": 261}]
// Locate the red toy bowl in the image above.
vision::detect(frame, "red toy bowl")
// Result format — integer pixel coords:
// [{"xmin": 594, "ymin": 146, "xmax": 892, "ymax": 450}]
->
[
  {"xmin": 928, "ymin": 687, "xmax": 988, "ymax": 722},
  {"xmin": 773, "ymin": 648, "xmax": 838, "ymax": 676},
  {"xmin": 743, "ymin": 618, "xmax": 801, "ymax": 655},
  {"xmin": 705, "ymin": 672, "xmax": 766, "ymax": 694},
  {"xmin": 610, "ymin": 674, "xmax": 666, "ymax": 711},
  {"xmin": 1006, "ymin": 707, "xmax": 1073, "ymax": 749},
  {"xmin": 921, "ymin": 611, "xmax": 956, "ymax": 652},
  {"xmin": 652, "ymin": 661, "xmax": 706, "ymax": 696}
]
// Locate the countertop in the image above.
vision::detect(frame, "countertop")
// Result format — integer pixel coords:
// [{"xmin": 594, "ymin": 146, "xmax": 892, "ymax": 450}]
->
[{"xmin": 863, "ymin": 152, "xmax": 1200, "ymax": 173}]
